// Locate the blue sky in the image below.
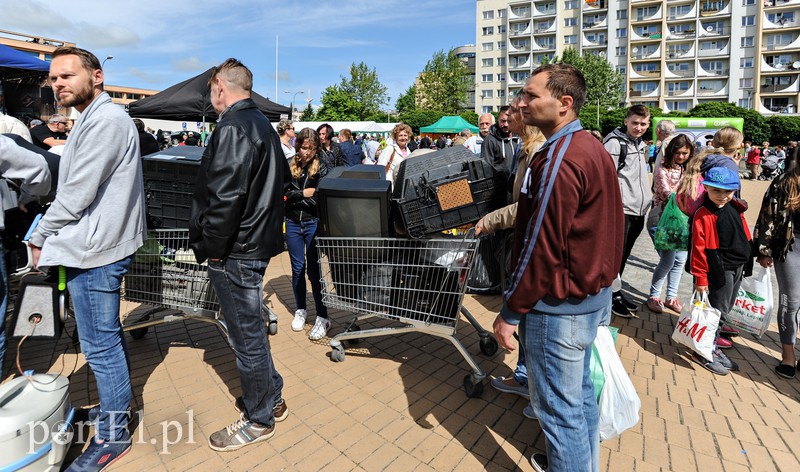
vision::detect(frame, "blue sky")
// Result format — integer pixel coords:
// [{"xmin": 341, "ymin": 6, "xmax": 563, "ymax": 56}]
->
[{"xmin": 1, "ymin": 0, "xmax": 475, "ymax": 110}]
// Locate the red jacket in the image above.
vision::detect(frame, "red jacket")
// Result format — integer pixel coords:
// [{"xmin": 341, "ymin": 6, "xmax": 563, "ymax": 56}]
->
[
  {"xmin": 505, "ymin": 128, "xmax": 624, "ymax": 315},
  {"xmin": 690, "ymin": 199, "xmax": 752, "ymax": 287},
  {"xmin": 746, "ymin": 147, "xmax": 761, "ymax": 165}
]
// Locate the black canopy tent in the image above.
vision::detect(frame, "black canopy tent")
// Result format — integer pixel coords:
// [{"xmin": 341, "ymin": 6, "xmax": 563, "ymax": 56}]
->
[{"xmin": 128, "ymin": 68, "xmax": 289, "ymax": 123}]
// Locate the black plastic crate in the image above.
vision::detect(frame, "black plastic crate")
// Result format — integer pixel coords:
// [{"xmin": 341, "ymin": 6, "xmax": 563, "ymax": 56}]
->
[
  {"xmin": 145, "ymin": 178, "xmax": 194, "ymax": 229},
  {"xmin": 394, "ymin": 174, "xmax": 506, "ymax": 238}
]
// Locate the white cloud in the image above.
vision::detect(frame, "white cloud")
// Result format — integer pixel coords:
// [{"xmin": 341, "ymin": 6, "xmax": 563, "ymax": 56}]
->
[{"xmin": 172, "ymin": 57, "xmax": 211, "ymax": 73}]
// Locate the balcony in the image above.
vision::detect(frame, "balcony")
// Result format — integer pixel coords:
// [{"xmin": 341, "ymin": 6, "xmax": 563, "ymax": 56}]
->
[
  {"xmin": 508, "ymin": 7, "xmax": 531, "ymax": 19},
  {"xmin": 509, "ymin": 42, "xmax": 532, "ymax": 52},
  {"xmin": 761, "ymin": 57, "xmax": 800, "ymax": 72},
  {"xmin": 700, "ymin": 25, "xmax": 728, "ymax": 37},
  {"xmin": 666, "ymin": 68, "xmax": 696, "ymax": 77},
  {"xmin": 583, "ymin": 17, "xmax": 607, "ymax": 29},
  {"xmin": 509, "ymin": 58, "xmax": 532, "ymax": 70},
  {"xmin": 533, "ymin": 41, "xmax": 556, "ymax": 51},
  {"xmin": 533, "ymin": 22, "xmax": 556, "ymax": 34},
  {"xmin": 509, "ymin": 25, "xmax": 532, "ymax": 37},
  {"xmin": 698, "ymin": 67, "xmax": 729, "ymax": 77},
  {"xmin": 631, "ymin": 30, "xmax": 663, "ymax": 42},
  {"xmin": 634, "ymin": 11, "xmax": 663, "ymax": 23},
  {"xmin": 583, "ymin": 0, "xmax": 608, "ymax": 10},
  {"xmin": 668, "ymin": 5, "xmax": 696, "ymax": 20},
  {"xmin": 699, "ymin": 2, "xmax": 731, "ymax": 17},
  {"xmin": 763, "ymin": 15, "xmax": 800, "ymax": 30},
  {"xmin": 666, "ymin": 47, "xmax": 695, "ymax": 59},
  {"xmin": 763, "ymin": 35, "xmax": 800, "ymax": 51},
  {"xmin": 697, "ymin": 44, "xmax": 731, "ymax": 57},
  {"xmin": 534, "ymin": 6, "xmax": 557, "ymax": 17},
  {"xmin": 631, "ymin": 46, "xmax": 662, "ymax": 60},
  {"xmin": 629, "ymin": 86, "xmax": 661, "ymax": 98},
  {"xmin": 759, "ymin": 99, "xmax": 798, "ymax": 114},
  {"xmin": 631, "ymin": 69, "xmax": 662, "ymax": 78},
  {"xmin": 764, "ymin": 0, "xmax": 800, "ymax": 9},
  {"xmin": 666, "ymin": 87, "xmax": 693, "ymax": 97},
  {"xmin": 761, "ymin": 76, "xmax": 800, "ymax": 93},
  {"xmin": 696, "ymin": 83, "xmax": 728, "ymax": 96}
]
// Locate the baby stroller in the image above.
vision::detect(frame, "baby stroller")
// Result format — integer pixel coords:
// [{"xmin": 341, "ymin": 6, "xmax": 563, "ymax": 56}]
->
[{"xmin": 759, "ymin": 154, "xmax": 782, "ymax": 180}]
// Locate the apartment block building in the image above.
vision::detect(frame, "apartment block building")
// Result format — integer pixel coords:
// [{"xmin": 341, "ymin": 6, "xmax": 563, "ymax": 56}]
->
[{"xmin": 476, "ymin": 0, "xmax": 800, "ymax": 116}]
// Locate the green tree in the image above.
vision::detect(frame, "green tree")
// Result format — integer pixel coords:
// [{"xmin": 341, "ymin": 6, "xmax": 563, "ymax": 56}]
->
[
  {"xmin": 300, "ymin": 102, "xmax": 315, "ymax": 121},
  {"xmin": 557, "ymin": 48, "xmax": 624, "ymax": 110},
  {"xmin": 316, "ymin": 84, "xmax": 359, "ymax": 121},
  {"xmin": 339, "ymin": 62, "xmax": 388, "ymax": 120},
  {"xmin": 768, "ymin": 115, "xmax": 800, "ymax": 145},
  {"xmin": 688, "ymin": 102, "xmax": 771, "ymax": 144},
  {"xmin": 396, "ymin": 85, "xmax": 417, "ymax": 114},
  {"xmin": 459, "ymin": 110, "xmax": 479, "ymax": 127},
  {"xmin": 417, "ymin": 50, "xmax": 470, "ymax": 114}
]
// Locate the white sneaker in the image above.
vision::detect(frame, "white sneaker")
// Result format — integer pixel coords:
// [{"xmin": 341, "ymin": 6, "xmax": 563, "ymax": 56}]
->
[
  {"xmin": 308, "ymin": 317, "xmax": 331, "ymax": 341},
  {"xmin": 291, "ymin": 309, "xmax": 307, "ymax": 332}
]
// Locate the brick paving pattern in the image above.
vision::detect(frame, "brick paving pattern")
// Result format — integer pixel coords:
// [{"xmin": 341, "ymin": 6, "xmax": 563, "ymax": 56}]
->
[{"xmin": 3, "ymin": 179, "xmax": 799, "ymax": 471}]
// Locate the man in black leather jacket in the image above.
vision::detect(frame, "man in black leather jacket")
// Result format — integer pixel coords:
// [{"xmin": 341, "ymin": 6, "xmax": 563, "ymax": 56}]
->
[{"xmin": 189, "ymin": 58, "xmax": 291, "ymax": 452}]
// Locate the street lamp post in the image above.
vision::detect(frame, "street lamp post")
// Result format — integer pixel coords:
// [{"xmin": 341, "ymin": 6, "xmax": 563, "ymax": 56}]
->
[
  {"xmin": 284, "ymin": 91, "xmax": 303, "ymax": 120},
  {"xmin": 101, "ymin": 55, "xmax": 113, "ymax": 68}
]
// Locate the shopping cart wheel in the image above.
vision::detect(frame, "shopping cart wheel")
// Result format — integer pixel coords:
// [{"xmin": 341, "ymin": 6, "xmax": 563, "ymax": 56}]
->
[
  {"xmin": 330, "ymin": 344, "xmax": 346, "ymax": 362},
  {"xmin": 129, "ymin": 326, "xmax": 148, "ymax": 340},
  {"xmin": 463, "ymin": 375, "xmax": 484, "ymax": 398},
  {"xmin": 262, "ymin": 303, "xmax": 278, "ymax": 336},
  {"xmin": 479, "ymin": 335, "xmax": 499, "ymax": 357}
]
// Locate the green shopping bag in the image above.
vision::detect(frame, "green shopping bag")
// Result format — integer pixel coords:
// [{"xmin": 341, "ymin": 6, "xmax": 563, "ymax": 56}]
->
[
  {"xmin": 653, "ymin": 193, "xmax": 690, "ymax": 252},
  {"xmin": 590, "ymin": 326, "xmax": 618, "ymax": 403}
]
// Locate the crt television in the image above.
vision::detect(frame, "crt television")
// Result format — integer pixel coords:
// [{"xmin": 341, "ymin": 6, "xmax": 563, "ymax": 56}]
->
[{"xmin": 318, "ymin": 165, "xmax": 392, "ymax": 238}]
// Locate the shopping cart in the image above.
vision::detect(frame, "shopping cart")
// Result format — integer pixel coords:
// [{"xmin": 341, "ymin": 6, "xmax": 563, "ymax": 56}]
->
[
  {"xmin": 316, "ymin": 232, "xmax": 498, "ymax": 397},
  {"xmin": 120, "ymin": 229, "xmax": 278, "ymax": 339}
]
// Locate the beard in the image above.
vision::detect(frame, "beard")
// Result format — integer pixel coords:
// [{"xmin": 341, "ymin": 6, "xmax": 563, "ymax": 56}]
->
[{"xmin": 57, "ymin": 81, "xmax": 94, "ymax": 108}]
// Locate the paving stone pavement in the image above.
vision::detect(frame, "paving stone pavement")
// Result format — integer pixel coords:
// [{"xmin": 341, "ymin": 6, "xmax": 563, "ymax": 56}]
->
[{"xmin": 3, "ymin": 178, "xmax": 799, "ymax": 471}]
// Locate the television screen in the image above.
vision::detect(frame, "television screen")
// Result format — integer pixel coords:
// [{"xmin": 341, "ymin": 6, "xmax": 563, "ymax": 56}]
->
[{"xmin": 325, "ymin": 196, "xmax": 384, "ymax": 237}]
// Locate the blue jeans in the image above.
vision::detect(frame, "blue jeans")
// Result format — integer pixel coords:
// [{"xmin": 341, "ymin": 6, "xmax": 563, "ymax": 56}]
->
[
  {"xmin": 512, "ymin": 341, "xmax": 528, "ymax": 387},
  {"xmin": 0, "ymin": 241, "xmax": 7, "ymax": 376},
  {"xmin": 285, "ymin": 218, "xmax": 327, "ymax": 319},
  {"xmin": 521, "ymin": 302, "xmax": 611, "ymax": 472},
  {"xmin": 649, "ymin": 250, "xmax": 688, "ymax": 300},
  {"xmin": 207, "ymin": 257, "xmax": 283, "ymax": 427},
  {"xmin": 68, "ymin": 255, "xmax": 134, "ymax": 442}
]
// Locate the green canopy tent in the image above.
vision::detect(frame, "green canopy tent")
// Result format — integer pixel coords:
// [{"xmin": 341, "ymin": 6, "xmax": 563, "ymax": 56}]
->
[{"xmin": 419, "ymin": 116, "xmax": 479, "ymax": 134}]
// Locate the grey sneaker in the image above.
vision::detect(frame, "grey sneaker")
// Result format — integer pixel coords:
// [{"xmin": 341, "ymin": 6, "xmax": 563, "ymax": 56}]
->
[
  {"xmin": 714, "ymin": 348, "xmax": 739, "ymax": 372},
  {"xmin": 523, "ymin": 404, "xmax": 538, "ymax": 420},
  {"xmin": 234, "ymin": 397, "xmax": 289, "ymax": 422},
  {"xmin": 490, "ymin": 376, "xmax": 530, "ymax": 399},
  {"xmin": 691, "ymin": 352, "xmax": 729, "ymax": 376},
  {"xmin": 208, "ymin": 414, "xmax": 274, "ymax": 452}
]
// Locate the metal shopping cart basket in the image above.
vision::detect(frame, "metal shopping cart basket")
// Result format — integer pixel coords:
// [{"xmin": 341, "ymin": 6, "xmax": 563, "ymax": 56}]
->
[
  {"xmin": 120, "ymin": 229, "xmax": 277, "ymax": 339},
  {"xmin": 316, "ymin": 232, "xmax": 498, "ymax": 397}
]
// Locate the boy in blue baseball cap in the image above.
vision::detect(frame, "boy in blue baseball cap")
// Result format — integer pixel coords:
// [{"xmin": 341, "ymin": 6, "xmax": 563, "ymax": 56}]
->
[{"xmin": 688, "ymin": 166, "xmax": 754, "ymax": 375}]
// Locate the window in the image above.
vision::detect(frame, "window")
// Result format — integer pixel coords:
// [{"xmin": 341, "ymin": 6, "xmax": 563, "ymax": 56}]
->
[
  {"xmin": 617, "ymin": 28, "xmax": 627, "ymax": 38},
  {"xmin": 482, "ymin": 58, "xmax": 494, "ymax": 67},
  {"xmin": 743, "ymin": 0, "xmax": 756, "ymax": 5},
  {"xmin": 669, "ymin": 5, "xmax": 691, "ymax": 18},
  {"xmin": 565, "ymin": 0, "xmax": 578, "ymax": 9},
  {"xmin": 768, "ymin": 12, "xmax": 795, "ymax": 24},
  {"xmin": 565, "ymin": 35, "xmax": 577, "ymax": 45},
  {"xmin": 741, "ymin": 57, "xmax": 754, "ymax": 68},
  {"xmin": 634, "ymin": 63, "xmax": 659, "ymax": 72},
  {"xmin": 482, "ymin": 106, "xmax": 493, "ymax": 114},
  {"xmin": 741, "ymin": 36, "xmax": 754, "ymax": 48},
  {"xmin": 766, "ymin": 33, "xmax": 794, "ymax": 48},
  {"xmin": 565, "ymin": 18, "xmax": 577, "ymax": 27},
  {"xmin": 497, "ymin": 74, "xmax": 505, "ymax": 82},
  {"xmin": 482, "ymin": 42, "xmax": 494, "ymax": 52},
  {"xmin": 497, "ymin": 57, "xmax": 506, "ymax": 66},
  {"xmin": 668, "ymin": 62, "xmax": 691, "ymax": 72},
  {"xmin": 636, "ymin": 6, "xmax": 658, "ymax": 21},
  {"xmin": 481, "ymin": 90, "xmax": 493, "ymax": 99},
  {"xmin": 740, "ymin": 78, "xmax": 754, "ymax": 88},
  {"xmin": 742, "ymin": 16, "xmax": 755, "ymax": 27},
  {"xmin": 632, "ymin": 82, "xmax": 658, "ymax": 93},
  {"xmin": 497, "ymin": 9, "xmax": 506, "ymax": 18},
  {"xmin": 497, "ymin": 89, "xmax": 506, "ymax": 99},
  {"xmin": 482, "ymin": 74, "xmax": 493, "ymax": 83},
  {"xmin": 669, "ymin": 101, "xmax": 690, "ymax": 112},
  {"xmin": 738, "ymin": 98, "xmax": 750, "ymax": 108},
  {"xmin": 616, "ymin": 46, "xmax": 627, "ymax": 56},
  {"xmin": 498, "ymin": 25, "xmax": 506, "ymax": 33},
  {"xmin": 617, "ymin": 10, "xmax": 627, "ymax": 20},
  {"xmin": 482, "ymin": 27, "xmax": 494, "ymax": 36},
  {"xmin": 616, "ymin": 66, "xmax": 627, "ymax": 75},
  {"xmin": 497, "ymin": 41, "xmax": 506, "ymax": 50},
  {"xmin": 667, "ymin": 82, "xmax": 690, "ymax": 92},
  {"xmin": 700, "ymin": 41, "xmax": 719, "ymax": 50},
  {"xmin": 635, "ymin": 25, "xmax": 659, "ymax": 36},
  {"xmin": 700, "ymin": 60, "xmax": 725, "ymax": 74},
  {"xmin": 482, "ymin": 10, "xmax": 494, "ymax": 20}
]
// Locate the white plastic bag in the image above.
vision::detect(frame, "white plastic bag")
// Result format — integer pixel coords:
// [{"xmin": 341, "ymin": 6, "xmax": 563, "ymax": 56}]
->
[
  {"xmin": 671, "ymin": 291, "xmax": 721, "ymax": 361},
  {"xmin": 595, "ymin": 326, "xmax": 641, "ymax": 441},
  {"xmin": 727, "ymin": 266, "xmax": 774, "ymax": 338}
]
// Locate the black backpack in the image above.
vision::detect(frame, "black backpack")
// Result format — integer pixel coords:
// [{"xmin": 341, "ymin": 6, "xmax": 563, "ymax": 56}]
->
[{"xmin": 603, "ymin": 133, "xmax": 628, "ymax": 172}]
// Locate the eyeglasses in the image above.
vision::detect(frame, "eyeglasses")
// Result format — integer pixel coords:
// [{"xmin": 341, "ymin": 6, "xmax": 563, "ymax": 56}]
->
[{"xmin": 58, "ymin": 122, "xmax": 68, "ymax": 125}]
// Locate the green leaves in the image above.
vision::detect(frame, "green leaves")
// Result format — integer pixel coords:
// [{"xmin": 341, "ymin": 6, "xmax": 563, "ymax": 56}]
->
[
  {"xmin": 417, "ymin": 50, "xmax": 471, "ymax": 114},
  {"xmin": 316, "ymin": 62, "xmax": 388, "ymax": 121}
]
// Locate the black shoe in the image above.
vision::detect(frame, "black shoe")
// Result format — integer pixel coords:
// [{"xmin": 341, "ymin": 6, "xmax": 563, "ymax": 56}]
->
[
  {"xmin": 531, "ymin": 452, "xmax": 549, "ymax": 471},
  {"xmin": 776, "ymin": 363, "xmax": 796, "ymax": 379},
  {"xmin": 614, "ymin": 292, "xmax": 638, "ymax": 311},
  {"xmin": 612, "ymin": 298, "xmax": 634, "ymax": 318}
]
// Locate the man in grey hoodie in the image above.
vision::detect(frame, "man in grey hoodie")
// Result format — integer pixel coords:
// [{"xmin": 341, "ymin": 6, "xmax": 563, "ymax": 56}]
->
[
  {"xmin": 603, "ymin": 105, "xmax": 653, "ymax": 318},
  {"xmin": 29, "ymin": 47, "xmax": 146, "ymax": 472}
]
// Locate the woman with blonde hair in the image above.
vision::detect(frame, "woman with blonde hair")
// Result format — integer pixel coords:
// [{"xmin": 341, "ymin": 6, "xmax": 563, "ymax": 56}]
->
[
  {"xmin": 475, "ymin": 91, "xmax": 545, "ymax": 419},
  {"xmin": 377, "ymin": 123, "xmax": 413, "ymax": 184},
  {"xmin": 754, "ymin": 148, "xmax": 800, "ymax": 378},
  {"xmin": 285, "ymin": 128, "xmax": 331, "ymax": 340}
]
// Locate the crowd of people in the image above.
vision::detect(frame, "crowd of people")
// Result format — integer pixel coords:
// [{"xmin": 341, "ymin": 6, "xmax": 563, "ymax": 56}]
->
[{"xmin": 4, "ymin": 47, "xmax": 800, "ymax": 472}]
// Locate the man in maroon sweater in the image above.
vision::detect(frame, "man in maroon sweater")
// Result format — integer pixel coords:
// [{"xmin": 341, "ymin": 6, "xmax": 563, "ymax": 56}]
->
[{"xmin": 493, "ymin": 63, "xmax": 624, "ymax": 472}]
